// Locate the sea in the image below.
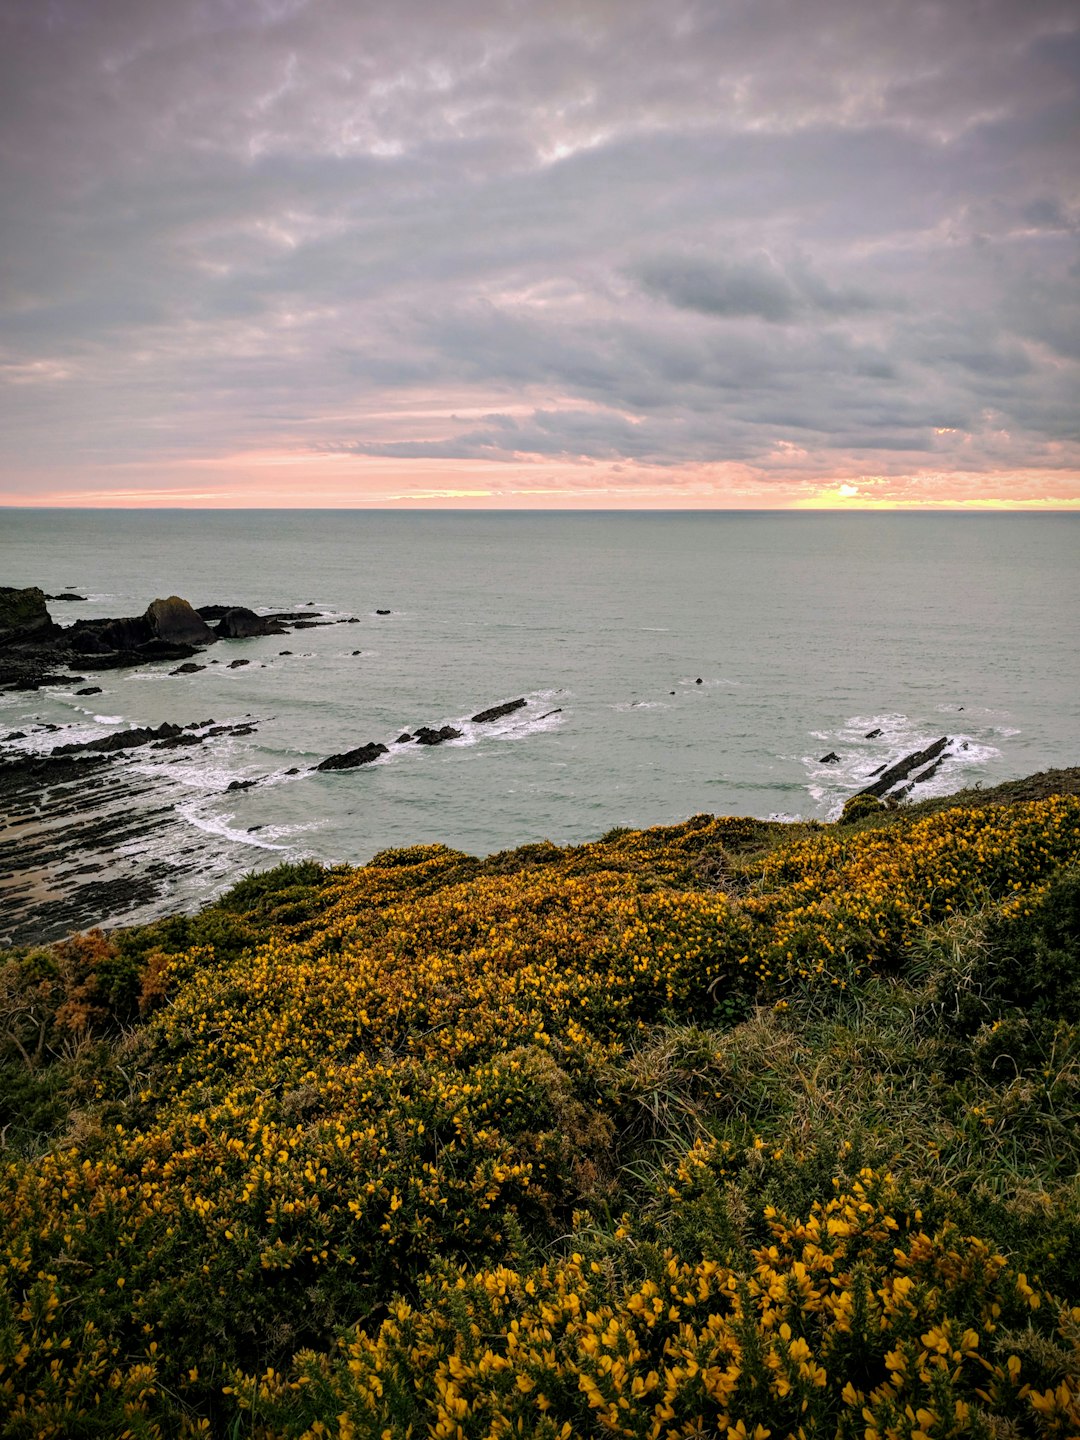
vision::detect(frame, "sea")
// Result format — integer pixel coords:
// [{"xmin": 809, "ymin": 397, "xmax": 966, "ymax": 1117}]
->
[{"xmin": 2, "ymin": 510, "xmax": 1078, "ymax": 921}]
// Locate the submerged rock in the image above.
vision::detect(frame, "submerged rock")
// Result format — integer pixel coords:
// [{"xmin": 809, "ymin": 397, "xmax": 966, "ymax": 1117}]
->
[
  {"xmin": 170, "ymin": 662, "xmax": 206, "ymax": 676},
  {"xmin": 865, "ymin": 727, "xmax": 883, "ymax": 739},
  {"xmin": 216, "ymin": 607, "xmax": 287, "ymax": 639},
  {"xmin": 819, "ymin": 752, "xmax": 841, "ymax": 764}
]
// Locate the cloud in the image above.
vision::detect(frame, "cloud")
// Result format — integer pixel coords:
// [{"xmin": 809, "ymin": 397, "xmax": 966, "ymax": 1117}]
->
[{"xmin": 0, "ymin": 0, "xmax": 1077, "ymax": 501}]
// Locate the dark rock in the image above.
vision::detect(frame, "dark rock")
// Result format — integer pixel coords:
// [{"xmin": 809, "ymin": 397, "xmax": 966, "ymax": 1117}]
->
[
  {"xmin": 375, "ymin": 609, "xmax": 391, "ymax": 615},
  {"xmin": 819, "ymin": 752, "xmax": 841, "ymax": 764},
  {"xmin": 170, "ymin": 662, "xmax": 206, "ymax": 676},
  {"xmin": 226, "ymin": 778, "xmax": 259, "ymax": 792},
  {"xmin": 279, "ymin": 650, "xmax": 292, "ymax": 655},
  {"xmin": 352, "ymin": 649, "xmax": 362, "ymax": 656},
  {"xmin": 396, "ymin": 733, "xmax": 413, "ymax": 744},
  {"xmin": 196, "ymin": 604, "xmax": 233, "ymax": 620},
  {"xmin": 2, "ymin": 731, "xmax": 27, "ymax": 742},
  {"xmin": 855, "ymin": 737, "xmax": 950, "ymax": 800},
  {"xmin": 346, "ymin": 617, "xmax": 360, "ymax": 623},
  {"xmin": 316, "ymin": 742, "xmax": 389, "ymax": 771},
  {"xmin": 539, "ymin": 709, "xmax": 562, "ymax": 719},
  {"xmin": 291, "ymin": 621, "xmax": 322, "ymax": 629},
  {"xmin": 52, "ymin": 722, "xmax": 184, "ymax": 757},
  {"xmin": 153, "ymin": 733, "xmax": 204, "ymax": 750},
  {"xmin": 472, "ymin": 698, "xmax": 526, "ymax": 724},
  {"xmin": 910, "ymin": 757, "xmax": 946, "ymax": 785},
  {"xmin": 47, "ymin": 592, "xmax": 86, "ymax": 602},
  {"xmin": 414, "ymin": 725, "xmax": 463, "ymax": 746},
  {"xmin": 216, "ymin": 606, "xmax": 287, "ymax": 639},
  {"xmin": 228, "ymin": 658, "xmax": 250, "ymax": 669},
  {"xmin": 263, "ymin": 611, "xmax": 326, "ymax": 623},
  {"xmin": 76, "ymin": 687, "xmax": 102, "ymax": 696},
  {"xmin": 695, "ymin": 678, "xmax": 703, "ymax": 684},
  {"xmin": 865, "ymin": 728, "xmax": 883, "ymax": 739},
  {"xmin": 284, "ymin": 767, "xmax": 300, "ymax": 775}
]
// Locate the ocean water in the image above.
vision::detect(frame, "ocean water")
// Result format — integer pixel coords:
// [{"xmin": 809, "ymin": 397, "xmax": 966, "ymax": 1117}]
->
[{"xmin": 2, "ymin": 510, "xmax": 1078, "ymax": 910}]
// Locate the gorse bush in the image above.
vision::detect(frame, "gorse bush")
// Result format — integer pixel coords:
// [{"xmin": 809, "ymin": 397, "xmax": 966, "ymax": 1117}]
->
[{"xmin": 0, "ymin": 792, "xmax": 1078, "ymax": 1436}]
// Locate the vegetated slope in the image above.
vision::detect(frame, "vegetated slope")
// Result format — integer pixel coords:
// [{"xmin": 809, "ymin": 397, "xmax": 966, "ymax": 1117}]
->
[{"xmin": 1, "ymin": 772, "xmax": 1079, "ymax": 1438}]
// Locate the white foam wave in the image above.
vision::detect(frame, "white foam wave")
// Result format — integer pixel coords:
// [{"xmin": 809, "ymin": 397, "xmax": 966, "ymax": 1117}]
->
[
  {"xmin": 174, "ymin": 803, "xmax": 291, "ymax": 850},
  {"xmin": 801, "ymin": 712, "xmax": 1009, "ymax": 818}
]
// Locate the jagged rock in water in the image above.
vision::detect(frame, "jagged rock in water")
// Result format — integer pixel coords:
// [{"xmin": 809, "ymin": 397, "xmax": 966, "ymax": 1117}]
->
[
  {"xmin": 316, "ymin": 742, "xmax": 389, "ymax": 771},
  {"xmin": 865, "ymin": 727, "xmax": 883, "ymax": 739},
  {"xmin": 472, "ymin": 698, "xmax": 526, "ymax": 724},
  {"xmin": 819, "ymin": 752, "xmax": 841, "ymax": 764},
  {"xmin": 855, "ymin": 737, "xmax": 950, "ymax": 799}
]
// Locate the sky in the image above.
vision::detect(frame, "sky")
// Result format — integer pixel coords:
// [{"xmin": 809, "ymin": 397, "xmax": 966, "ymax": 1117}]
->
[{"xmin": 1, "ymin": 0, "xmax": 1078, "ymax": 509}]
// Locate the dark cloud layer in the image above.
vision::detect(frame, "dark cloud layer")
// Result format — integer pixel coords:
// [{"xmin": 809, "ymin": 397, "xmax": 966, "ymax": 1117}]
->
[{"xmin": 1, "ymin": 0, "xmax": 1078, "ymax": 499}]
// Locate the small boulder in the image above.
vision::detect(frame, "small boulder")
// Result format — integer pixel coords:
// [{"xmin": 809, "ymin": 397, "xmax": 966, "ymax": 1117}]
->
[
  {"xmin": 819, "ymin": 752, "xmax": 841, "ymax": 764},
  {"xmin": 170, "ymin": 662, "xmax": 206, "ymax": 676},
  {"xmin": 864, "ymin": 727, "xmax": 883, "ymax": 739},
  {"xmin": 375, "ymin": 609, "xmax": 391, "ymax": 615},
  {"xmin": 395, "ymin": 732, "xmax": 413, "ymax": 744},
  {"xmin": 76, "ymin": 686, "xmax": 102, "ymax": 696},
  {"xmin": 228, "ymin": 658, "xmax": 250, "ymax": 669},
  {"xmin": 145, "ymin": 596, "xmax": 216, "ymax": 646}
]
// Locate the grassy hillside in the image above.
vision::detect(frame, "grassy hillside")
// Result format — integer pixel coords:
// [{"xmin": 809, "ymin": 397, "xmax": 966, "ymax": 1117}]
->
[{"xmin": 2, "ymin": 772, "xmax": 1079, "ymax": 1437}]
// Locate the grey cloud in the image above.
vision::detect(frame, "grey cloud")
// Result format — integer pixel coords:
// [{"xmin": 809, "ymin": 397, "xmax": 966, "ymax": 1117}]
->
[{"xmin": 634, "ymin": 255, "xmax": 882, "ymax": 323}]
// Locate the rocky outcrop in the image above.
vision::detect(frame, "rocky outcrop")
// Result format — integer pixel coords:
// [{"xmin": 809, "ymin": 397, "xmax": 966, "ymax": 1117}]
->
[
  {"xmin": 415, "ymin": 725, "xmax": 464, "ymax": 746},
  {"xmin": 1, "ymin": 589, "xmax": 356, "ymax": 692},
  {"xmin": 819, "ymin": 752, "xmax": 841, "ymax": 764},
  {"xmin": 472, "ymin": 698, "xmax": 526, "ymax": 724},
  {"xmin": 316, "ymin": 742, "xmax": 389, "ymax": 771}
]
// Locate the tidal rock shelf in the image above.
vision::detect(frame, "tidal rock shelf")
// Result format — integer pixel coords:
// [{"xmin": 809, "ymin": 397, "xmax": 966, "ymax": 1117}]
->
[{"xmin": 0, "ymin": 718, "xmax": 270, "ymax": 947}]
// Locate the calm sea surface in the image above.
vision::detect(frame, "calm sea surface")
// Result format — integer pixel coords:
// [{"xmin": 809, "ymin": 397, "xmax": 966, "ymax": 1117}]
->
[{"xmin": 3, "ymin": 511, "xmax": 1078, "ymax": 911}]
